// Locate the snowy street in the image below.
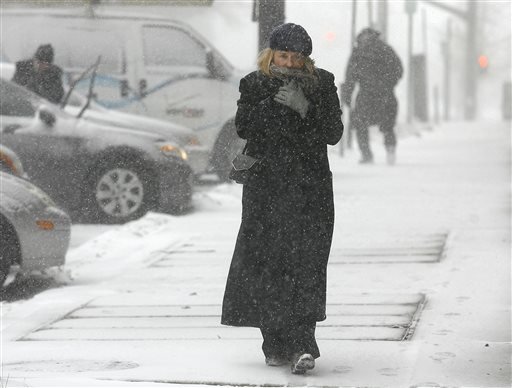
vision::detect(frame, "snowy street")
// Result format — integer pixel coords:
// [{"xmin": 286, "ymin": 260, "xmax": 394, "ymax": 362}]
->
[{"xmin": 1, "ymin": 121, "xmax": 510, "ymax": 387}]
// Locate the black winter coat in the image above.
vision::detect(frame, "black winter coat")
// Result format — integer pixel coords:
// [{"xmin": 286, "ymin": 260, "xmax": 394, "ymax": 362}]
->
[
  {"xmin": 12, "ymin": 59, "xmax": 64, "ymax": 104},
  {"xmin": 343, "ymin": 39, "xmax": 403, "ymax": 125},
  {"xmin": 221, "ymin": 68, "xmax": 343, "ymax": 330}
]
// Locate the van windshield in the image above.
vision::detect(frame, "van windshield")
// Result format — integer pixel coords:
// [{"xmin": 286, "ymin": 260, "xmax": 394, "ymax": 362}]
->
[{"xmin": 142, "ymin": 25, "xmax": 207, "ymax": 71}]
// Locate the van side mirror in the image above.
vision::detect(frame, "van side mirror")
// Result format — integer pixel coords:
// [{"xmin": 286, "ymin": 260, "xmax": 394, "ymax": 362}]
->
[
  {"xmin": 39, "ymin": 108, "xmax": 56, "ymax": 127},
  {"xmin": 139, "ymin": 79, "xmax": 147, "ymax": 97},
  {"xmin": 206, "ymin": 51, "xmax": 221, "ymax": 79},
  {"xmin": 120, "ymin": 80, "xmax": 129, "ymax": 97}
]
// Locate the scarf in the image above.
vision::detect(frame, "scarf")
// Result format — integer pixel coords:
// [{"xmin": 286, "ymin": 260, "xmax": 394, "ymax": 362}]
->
[{"xmin": 269, "ymin": 64, "xmax": 319, "ymax": 95}]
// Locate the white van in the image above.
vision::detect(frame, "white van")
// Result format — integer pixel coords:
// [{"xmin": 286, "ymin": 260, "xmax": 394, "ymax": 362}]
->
[{"xmin": 1, "ymin": 9, "xmax": 246, "ymax": 179}]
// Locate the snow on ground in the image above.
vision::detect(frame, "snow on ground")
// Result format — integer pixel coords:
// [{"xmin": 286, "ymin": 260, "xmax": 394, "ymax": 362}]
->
[{"xmin": 1, "ymin": 121, "xmax": 510, "ymax": 387}]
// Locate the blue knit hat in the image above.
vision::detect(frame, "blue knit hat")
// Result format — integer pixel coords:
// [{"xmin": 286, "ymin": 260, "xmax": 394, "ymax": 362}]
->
[{"xmin": 269, "ymin": 23, "xmax": 312, "ymax": 57}]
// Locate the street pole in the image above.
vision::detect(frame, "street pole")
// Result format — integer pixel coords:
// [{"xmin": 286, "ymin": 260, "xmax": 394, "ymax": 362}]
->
[
  {"xmin": 433, "ymin": 85, "xmax": 439, "ymax": 124},
  {"xmin": 442, "ymin": 19, "xmax": 452, "ymax": 121},
  {"xmin": 420, "ymin": 0, "xmax": 477, "ymax": 120},
  {"xmin": 255, "ymin": 0, "xmax": 285, "ymax": 53},
  {"xmin": 376, "ymin": 0, "xmax": 388, "ymax": 41},
  {"xmin": 348, "ymin": 0, "xmax": 357, "ymax": 150},
  {"xmin": 464, "ymin": 1, "xmax": 477, "ymax": 119},
  {"xmin": 406, "ymin": 6, "xmax": 415, "ymax": 124},
  {"xmin": 422, "ymin": 8, "xmax": 430, "ymax": 122},
  {"xmin": 367, "ymin": 0, "xmax": 373, "ymax": 27}
]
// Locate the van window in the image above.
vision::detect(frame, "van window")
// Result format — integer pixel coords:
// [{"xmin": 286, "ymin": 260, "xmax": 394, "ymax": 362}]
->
[
  {"xmin": 142, "ymin": 26, "xmax": 207, "ymax": 70},
  {"xmin": 54, "ymin": 29, "xmax": 125, "ymax": 75}
]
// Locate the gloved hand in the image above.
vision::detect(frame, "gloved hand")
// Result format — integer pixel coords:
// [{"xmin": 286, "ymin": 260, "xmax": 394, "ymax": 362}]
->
[{"xmin": 274, "ymin": 80, "xmax": 310, "ymax": 119}]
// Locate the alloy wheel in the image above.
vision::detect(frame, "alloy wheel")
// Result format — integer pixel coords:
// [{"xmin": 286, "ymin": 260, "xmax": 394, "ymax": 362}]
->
[{"xmin": 95, "ymin": 168, "xmax": 145, "ymax": 219}]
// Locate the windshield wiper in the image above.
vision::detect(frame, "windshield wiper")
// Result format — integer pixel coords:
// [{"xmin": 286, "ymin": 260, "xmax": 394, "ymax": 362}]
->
[
  {"xmin": 78, "ymin": 56, "xmax": 101, "ymax": 119},
  {"xmin": 60, "ymin": 56, "xmax": 101, "ymax": 116}
]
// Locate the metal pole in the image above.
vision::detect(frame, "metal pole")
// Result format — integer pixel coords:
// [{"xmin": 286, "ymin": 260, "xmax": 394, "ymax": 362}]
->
[
  {"xmin": 442, "ymin": 19, "xmax": 452, "ymax": 121},
  {"xmin": 367, "ymin": 0, "xmax": 373, "ymax": 27},
  {"xmin": 434, "ymin": 85, "xmax": 439, "ymax": 124},
  {"xmin": 464, "ymin": 1, "xmax": 477, "ymax": 120},
  {"xmin": 407, "ymin": 12, "xmax": 414, "ymax": 123},
  {"xmin": 422, "ymin": 8, "xmax": 430, "ymax": 121},
  {"xmin": 257, "ymin": 0, "xmax": 285, "ymax": 53},
  {"xmin": 346, "ymin": 0, "xmax": 357, "ymax": 151},
  {"xmin": 377, "ymin": 0, "xmax": 388, "ymax": 41}
]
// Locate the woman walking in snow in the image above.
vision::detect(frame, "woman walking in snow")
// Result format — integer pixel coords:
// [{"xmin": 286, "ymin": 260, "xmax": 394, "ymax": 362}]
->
[{"xmin": 221, "ymin": 23, "xmax": 343, "ymax": 375}]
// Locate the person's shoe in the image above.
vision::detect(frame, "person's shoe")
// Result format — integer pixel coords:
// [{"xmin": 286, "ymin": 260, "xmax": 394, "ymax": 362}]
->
[
  {"xmin": 290, "ymin": 353, "xmax": 315, "ymax": 374},
  {"xmin": 386, "ymin": 146, "xmax": 396, "ymax": 165},
  {"xmin": 359, "ymin": 155, "xmax": 374, "ymax": 164},
  {"xmin": 265, "ymin": 355, "xmax": 289, "ymax": 367}
]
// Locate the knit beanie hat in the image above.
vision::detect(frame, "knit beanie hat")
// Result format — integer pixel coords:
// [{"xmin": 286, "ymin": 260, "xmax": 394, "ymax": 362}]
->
[
  {"xmin": 269, "ymin": 23, "xmax": 312, "ymax": 57},
  {"xmin": 34, "ymin": 44, "xmax": 54, "ymax": 63}
]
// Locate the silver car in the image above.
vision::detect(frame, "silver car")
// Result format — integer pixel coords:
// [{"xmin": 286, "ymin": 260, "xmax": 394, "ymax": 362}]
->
[
  {"xmin": 0, "ymin": 79, "xmax": 193, "ymax": 224},
  {"xmin": 0, "ymin": 172, "xmax": 71, "ymax": 286},
  {"xmin": 0, "ymin": 144, "xmax": 25, "ymax": 177},
  {"xmin": 64, "ymin": 91, "xmax": 210, "ymax": 176}
]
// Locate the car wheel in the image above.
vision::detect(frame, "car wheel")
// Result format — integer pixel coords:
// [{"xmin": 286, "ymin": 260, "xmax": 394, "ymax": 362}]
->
[
  {"xmin": 85, "ymin": 158, "xmax": 157, "ymax": 224},
  {"xmin": 211, "ymin": 122, "xmax": 246, "ymax": 182},
  {"xmin": 0, "ymin": 217, "xmax": 18, "ymax": 287}
]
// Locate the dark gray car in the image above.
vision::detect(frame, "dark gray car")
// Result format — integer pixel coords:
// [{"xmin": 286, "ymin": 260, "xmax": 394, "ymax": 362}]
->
[{"xmin": 0, "ymin": 79, "xmax": 193, "ymax": 224}]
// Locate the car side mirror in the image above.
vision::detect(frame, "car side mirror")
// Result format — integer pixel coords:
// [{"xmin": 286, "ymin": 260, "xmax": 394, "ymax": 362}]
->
[{"xmin": 39, "ymin": 108, "xmax": 56, "ymax": 127}]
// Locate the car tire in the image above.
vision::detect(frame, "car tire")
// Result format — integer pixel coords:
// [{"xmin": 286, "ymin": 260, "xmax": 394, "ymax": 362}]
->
[
  {"xmin": 0, "ymin": 217, "xmax": 18, "ymax": 287},
  {"xmin": 211, "ymin": 121, "xmax": 246, "ymax": 182},
  {"xmin": 84, "ymin": 156, "xmax": 157, "ymax": 224}
]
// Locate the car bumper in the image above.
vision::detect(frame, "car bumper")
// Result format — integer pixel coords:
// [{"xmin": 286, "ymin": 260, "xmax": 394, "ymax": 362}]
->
[
  {"xmin": 157, "ymin": 161, "xmax": 193, "ymax": 213},
  {"xmin": 185, "ymin": 145, "xmax": 210, "ymax": 175},
  {"xmin": 17, "ymin": 206, "xmax": 71, "ymax": 271}
]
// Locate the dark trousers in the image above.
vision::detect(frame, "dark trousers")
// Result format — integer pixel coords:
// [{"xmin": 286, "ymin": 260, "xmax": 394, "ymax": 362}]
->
[
  {"xmin": 352, "ymin": 92, "xmax": 398, "ymax": 159},
  {"xmin": 260, "ymin": 321, "xmax": 320, "ymax": 359},
  {"xmin": 355, "ymin": 122, "xmax": 397, "ymax": 159}
]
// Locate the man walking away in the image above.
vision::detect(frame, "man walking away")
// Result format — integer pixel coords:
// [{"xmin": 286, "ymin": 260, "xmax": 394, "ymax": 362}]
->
[
  {"xmin": 342, "ymin": 28, "xmax": 403, "ymax": 165},
  {"xmin": 12, "ymin": 44, "xmax": 64, "ymax": 104}
]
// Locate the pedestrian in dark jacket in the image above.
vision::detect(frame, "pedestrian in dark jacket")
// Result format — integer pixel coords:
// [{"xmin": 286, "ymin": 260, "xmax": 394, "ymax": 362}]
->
[
  {"xmin": 12, "ymin": 44, "xmax": 64, "ymax": 104},
  {"xmin": 342, "ymin": 28, "xmax": 403, "ymax": 164},
  {"xmin": 221, "ymin": 23, "xmax": 343, "ymax": 375}
]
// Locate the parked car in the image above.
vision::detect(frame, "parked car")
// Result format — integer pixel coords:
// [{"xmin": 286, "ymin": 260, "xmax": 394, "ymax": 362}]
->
[
  {"xmin": 0, "ymin": 144, "xmax": 25, "ymax": 177},
  {"xmin": 1, "ymin": 9, "xmax": 246, "ymax": 179},
  {"xmin": 64, "ymin": 89, "xmax": 210, "ymax": 176},
  {"xmin": 0, "ymin": 60, "xmax": 210, "ymax": 176},
  {"xmin": 0, "ymin": 78, "xmax": 193, "ymax": 223},
  {"xmin": 0, "ymin": 171, "xmax": 71, "ymax": 286}
]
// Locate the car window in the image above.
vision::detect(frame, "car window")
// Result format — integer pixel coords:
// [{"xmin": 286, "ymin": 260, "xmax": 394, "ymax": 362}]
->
[
  {"xmin": 0, "ymin": 80, "xmax": 36, "ymax": 117},
  {"xmin": 142, "ymin": 25, "xmax": 207, "ymax": 69}
]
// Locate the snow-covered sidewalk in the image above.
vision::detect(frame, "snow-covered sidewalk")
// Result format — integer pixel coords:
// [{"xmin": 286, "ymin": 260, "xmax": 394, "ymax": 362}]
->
[{"xmin": 1, "ymin": 121, "xmax": 510, "ymax": 387}]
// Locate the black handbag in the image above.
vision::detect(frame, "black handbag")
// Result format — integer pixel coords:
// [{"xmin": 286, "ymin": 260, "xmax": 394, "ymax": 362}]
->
[{"xmin": 229, "ymin": 147, "xmax": 260, "ymax": 185}]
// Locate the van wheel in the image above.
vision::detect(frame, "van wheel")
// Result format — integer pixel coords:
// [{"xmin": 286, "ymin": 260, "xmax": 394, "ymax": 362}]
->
[
  {"xmin": 84, "ymin": 158, "xmax": 157, "ymax": 224},
  {"xmin": 212, "ymin": 122, "xmax": 246, "ymax": 182}
]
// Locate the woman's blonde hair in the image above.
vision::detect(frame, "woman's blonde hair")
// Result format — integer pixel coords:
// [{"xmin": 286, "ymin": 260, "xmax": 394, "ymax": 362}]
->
[{"xmin": 257, "ymin": 48, "xmax": 316, "ymax": 76}]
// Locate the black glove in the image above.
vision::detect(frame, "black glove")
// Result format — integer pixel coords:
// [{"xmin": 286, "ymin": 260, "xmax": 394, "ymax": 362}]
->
[{"xmin": 274, "ymin": 80, "xmax": 310, "ymax": 119}]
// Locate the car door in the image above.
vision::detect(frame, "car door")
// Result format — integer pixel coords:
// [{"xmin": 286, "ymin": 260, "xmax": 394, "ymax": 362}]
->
[
  {"xmin": 134, "ymin": 24, "xmax": 222, "ymax": 135},
  {"xmin": 0, "ymin": 80, "xmax": 82, "ymax": 207}
]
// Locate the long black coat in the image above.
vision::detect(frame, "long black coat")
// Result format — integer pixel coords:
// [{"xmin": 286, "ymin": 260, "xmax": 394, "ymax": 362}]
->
[
  {"xmin": 343, "ymin": 39, "xmax": 403, "ymax": 125},
  {"xmin": 221, "ymin": 68, "xmax": 343, "ymax": 330},
  {"xmin": 12, "ymin": 59, "xmax": 64, "ymax": 104}
]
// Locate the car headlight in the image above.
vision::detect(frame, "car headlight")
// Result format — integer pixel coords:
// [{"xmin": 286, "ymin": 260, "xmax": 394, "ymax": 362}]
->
[
  {"xmin": 159, "ymin": 143, "xmax": 188, "ymax": 161},
  {"xmin": 0, "ymin": 151, "xmax": 25, "ymax": 177}
]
